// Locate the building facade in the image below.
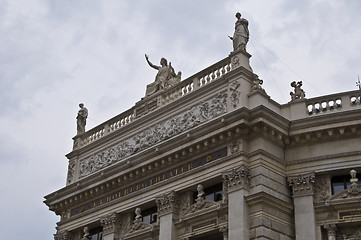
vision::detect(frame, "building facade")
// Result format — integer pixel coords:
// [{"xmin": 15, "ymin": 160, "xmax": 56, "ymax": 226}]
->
[{"xmin": 44, "ymin": 18, "xmax": 361, "ymax": 240}]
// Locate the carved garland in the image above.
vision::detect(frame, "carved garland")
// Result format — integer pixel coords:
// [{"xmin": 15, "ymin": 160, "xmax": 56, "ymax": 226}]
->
[{"xmin": 79, "ymin": 93, "xmax": 227, "ymax": 177}]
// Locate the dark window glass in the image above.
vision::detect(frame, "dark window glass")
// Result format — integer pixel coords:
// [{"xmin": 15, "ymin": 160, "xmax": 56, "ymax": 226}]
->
[
  {"xmin": 331, "ymin": 173, "xmax": 361, "ymax": 195},
  {"xmin": 141, "ymin": 206, "xmax": 158, "ymax": 224},
  {"xmin": 89, "ymin": 227, "xmax": 102, "ymax": 240}
]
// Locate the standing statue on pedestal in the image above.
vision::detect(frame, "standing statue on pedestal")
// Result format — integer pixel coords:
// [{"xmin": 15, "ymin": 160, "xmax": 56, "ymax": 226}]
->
[
  {"xmin": 229, "ymin": 12, "xmax": 249, "ymax": 52},
  {"xmin": 77, "ymin": 103, "xmax": 88, "ymax": 135},
  {"xmin": 144, "ymin": 54, "xmax": 181, "ymax": 97}
]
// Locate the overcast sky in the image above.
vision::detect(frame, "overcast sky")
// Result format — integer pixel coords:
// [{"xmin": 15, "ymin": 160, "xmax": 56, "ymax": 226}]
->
[{"xmin": 0, "ymin": 0, "xmax": 360, "ymax": 239}]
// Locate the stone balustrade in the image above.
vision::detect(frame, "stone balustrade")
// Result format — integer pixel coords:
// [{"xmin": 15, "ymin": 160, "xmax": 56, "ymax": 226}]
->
[
  {"xmin": 73, "ymin": 56, "xmax": 232, "ymax": 150},
  {"xmin": 73, "ymin": 108, "xmax": 135, "ymax": 150},
  {"xmin": 306, "ymin": 90, "xmax": 361, "ymax": 116},
  {"xmin": 160, "ymin": 56, "xmax": 232, "ymax": 106}
]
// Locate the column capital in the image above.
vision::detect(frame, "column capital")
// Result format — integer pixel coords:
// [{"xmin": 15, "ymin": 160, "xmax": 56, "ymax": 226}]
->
[
  {"xmin": 323, "ymin": 224, "xmax": 337, "ymax": 240},
  {"xmin": 222, "ymin": 165, "xmax": 250, "ymax": 192},
  {"xmin": 100, "ymin": 212, "xmax": 121, "ymax": 235},
  {"xmin": 156, "ymin": 190, "xmax": 181, "ymax": 216},
  {"xmin": 288, "ymin": 172, "xmax": 315, "ymax": 197}
]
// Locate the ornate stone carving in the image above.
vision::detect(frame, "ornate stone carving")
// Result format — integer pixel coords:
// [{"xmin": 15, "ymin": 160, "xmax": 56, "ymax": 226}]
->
[
  {"xmin": 229, "ymin": 80, "xmax": 240, "ymax": 108},
  {"xmin": 314, "ymin": 175, "xmax": 331, "ymax": 202},
  {"xmin": 100, "ymin": 212, "xmax": 121, "ymax": 235},
  {"xmin": 54, "ymin": 230, "xmax": 70, "ymax": 240},
  {"xmin": 155, "ymin": 191, "xmax": 180, "ymax": 216},
  {"xmin": 287, "ymin": 172, "xmax": 315, "ymax": 197},
  {"xmin": 79, "ymin": 93, "xmax": 227, "ymax": 177},
  {"xmin": 229, "ymin": 140, "xmax": 241, "ymax": 154},
  {"xmin": 66, "ymin": 160, "xmax": 75, "ymax": 185},
  {"xmin": 323, "ymin": 224, "xmax": 337, "ymax": 240},
  {"xmin": 251, "ymin": 76, "xmax": 265, "ymax": 92},
  {"xmin": 340, "ymin": 227, "xmax": 361, "ymax": 240},
  {"xmin": 222, "ymin": 165, "xmax": 250, "ymax": 193},
  {"xmin": 290, "ymin": 81, "xmax": 305, "ymax": 101},
  {"xmin": 125, "ymin": 208, "xmax": 153, "ymax": 235},
  {"xmin": 180, "ymin": 184, "xmax": 220, "ymax": 218}
]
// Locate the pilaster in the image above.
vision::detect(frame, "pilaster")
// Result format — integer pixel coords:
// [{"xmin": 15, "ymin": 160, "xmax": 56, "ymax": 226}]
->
[
  {"xmin": 222, "ymin": 165, "xmax": 250, "ymax": 240},
  {"xmin": 288, "ymin": 172, "xmax": 317, "ymax": 240},
  {"xmin": 100, "ymin": 212, "xmax": 121, "ymax": 240},
  {"xmin": 156, "ymin": 191, "xmax": 180, "ymax": 240}
]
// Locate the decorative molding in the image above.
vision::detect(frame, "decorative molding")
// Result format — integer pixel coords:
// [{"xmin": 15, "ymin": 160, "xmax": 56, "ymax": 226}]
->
[
  {"xmin": 287, "ymin": 172, "xmax": 315, "ymax": 197},
  {"xmin": 100, "ymin": 212, "xmax": 121, "ymax": 235},
  {"xmin": 66, "ymin": 160, "xmax": 75, "ymax": 185},
  {"xmin": 79, "ymin": 92, "xmax": 227, "ymax": 178},
  {"xmin": 314, "ymin": 175, "xmax": 331, "ymax": 202},
  {"xmin": 222, "ymin": 165, "xmax": 250, "ymax": 193},
  {"xmin": 229, "ymin": 80, "xmax": 240, "ymax": 108},
  {"xmin": 155, "ymin": 191, "xmax": 180, "ymax": 216}
]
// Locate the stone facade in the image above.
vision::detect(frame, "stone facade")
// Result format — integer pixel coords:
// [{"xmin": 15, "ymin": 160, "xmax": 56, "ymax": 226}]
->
[{"xmin": 45, "ymin": 21, "xmax": 361, "ymax": 240}]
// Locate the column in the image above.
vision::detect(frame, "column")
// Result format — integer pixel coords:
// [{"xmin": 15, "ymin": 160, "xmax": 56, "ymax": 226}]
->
[
  {"xmin": 222, "ymin": 165, "xmax": 250, "ymax": 240},
  {"xmin": 288, "ymin": 172, "xmax": 316, "ymax": 240},
  {"xmin": 323, "ymin": 224, "xmax": 337, "ymax": 240},
  {"xmin": 156, "ymin": 191, "xmax": 180, "ymax": 240},
  {"xmin": 100, "ymin": 212, "xmax": 121, "ymax": 240}
]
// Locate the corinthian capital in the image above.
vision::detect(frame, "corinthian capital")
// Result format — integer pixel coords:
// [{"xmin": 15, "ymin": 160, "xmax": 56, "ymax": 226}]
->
[
  {"xmin": 222, "ymin": 165, "xmax": 250, "ymax": 193},
  {"xmin": 287, "ymin": 172, "xmax": 315, "ymax": 197},
  {"xmin": 155, "ymin": 190, "xmax": 180, "ymax": 216},
  {"xmin": 100, "ymin": 212, "xmax": 121, "ymax": 235}
]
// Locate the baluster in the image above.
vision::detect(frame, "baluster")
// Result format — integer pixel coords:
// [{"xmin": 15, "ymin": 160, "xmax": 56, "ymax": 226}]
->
[
  {"xmin": 226, "ymin": 63, "xmax": 231, "ymax": 72},
  {"xmin": 206, "ymin": 74, "xmax": 210, "ymax": 83},
  {"xmin": 210, "ymin": 71, "xmax": 215, "ymax": 80},
  {"xmin": 216, "ymin": 69, "xmax": 220, "ymax": 78},
  {"xmin": 221, "ymin": 66, "xmax": 225, "ymax": 75}
]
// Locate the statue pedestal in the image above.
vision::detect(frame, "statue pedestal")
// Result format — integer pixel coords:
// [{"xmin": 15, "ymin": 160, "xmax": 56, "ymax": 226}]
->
[{"xmin": 229, "ymin": 49, "xmax": 252, "ymax": 72}]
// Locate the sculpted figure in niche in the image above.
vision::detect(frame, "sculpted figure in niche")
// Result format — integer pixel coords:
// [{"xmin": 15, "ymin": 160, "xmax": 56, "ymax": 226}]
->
[
  {"xmin": 229, "ymin": 12, "xmax": 249, "ymax": 51},
  {"xmin": 290, "ymin": 81, "xmax": 306, "ymax": 101},
  {"xmin": 77, "ymin": 103, "xmax": 88, "ymax": 135},
  {"xmin": 144, "ymin": 54, "xmax": 181, "ymax": 97}
]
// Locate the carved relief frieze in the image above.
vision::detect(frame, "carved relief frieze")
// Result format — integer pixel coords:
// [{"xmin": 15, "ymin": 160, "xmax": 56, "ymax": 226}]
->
[
  {"xmin": 66, "ymin": 160, "xmax": 75, "ymax": 185},
  {"xmin": 287, "ymin": 172, "xmax": 315, "ymax": 197},
  {"xmin": 222, "ymin": 165, "xmax": 250, "ymax": 193},
  {"xmin": 79, "ymin": 93, "xmax": 227, "ymax": 178},
  {"xmin": 339, "ymin": 227, "xmax": 361, "ymax": 240},
  {"xmin": 155, "ymin": 191, "xmax": 180, "ymax": 216},
  {"xmin": 229, "ymin": 80, "xmax": 240, "ymax": 108},
  {"xmin": 314, "ymin": 175, "xmax": 331, "ymax": 202},
  {"xmin": 100, "ymin": 212, "xmax": 121, "ymax": 235}
]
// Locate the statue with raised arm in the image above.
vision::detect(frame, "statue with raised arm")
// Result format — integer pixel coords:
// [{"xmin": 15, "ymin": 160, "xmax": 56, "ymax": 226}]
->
[
  {"xmin": 144, "ymin": 54, "xmax": 181, "ymax": 97},
  {"xmin": 77, "ymin": 103, "xmax": 88, "ymax": 135},
  {"xmin": 229, "ymin": 12, "xmax": 249, "ymax": 52}
]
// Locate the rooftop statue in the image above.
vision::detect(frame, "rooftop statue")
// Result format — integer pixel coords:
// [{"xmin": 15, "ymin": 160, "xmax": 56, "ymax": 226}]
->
[
  {"xmin": 229, "ymin": 12, "xmax": 249, "ymax": 52},
  {"xmin": 76, "ymin": 103, "xmax": 88, "ymax": 135},
  {"xmin": 290, "ymin": 81, "xmax": 306, "ymax": 101},
  {"xmin": 144, "ymin": 54, "xmax": 181, "ymax": 97}
]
